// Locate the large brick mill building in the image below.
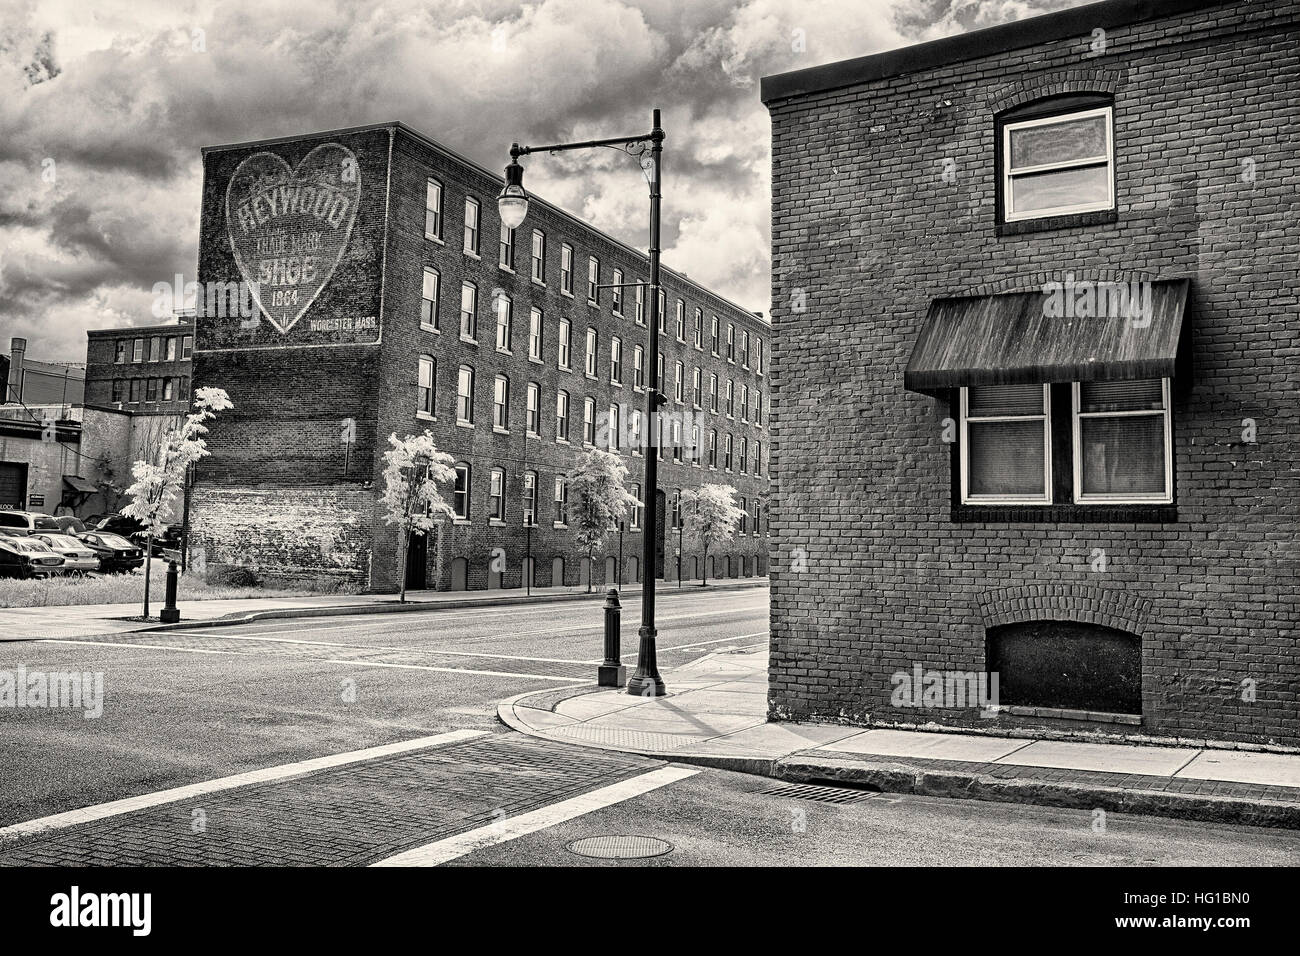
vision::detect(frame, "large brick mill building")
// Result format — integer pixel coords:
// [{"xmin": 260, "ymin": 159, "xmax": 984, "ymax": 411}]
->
[
  {"xmin": 763, "ymin": 0, "xmax": 1299, "ymax": 745},
  {"xmin": 189, "ymin": 122, "xmax": 770, "ymax": 592}
]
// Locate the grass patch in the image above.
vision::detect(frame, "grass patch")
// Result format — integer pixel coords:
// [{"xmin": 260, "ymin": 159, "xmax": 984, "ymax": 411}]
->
[{"xmin": 0, "ymin": 559, "xmax": 358, "ymax": 609}]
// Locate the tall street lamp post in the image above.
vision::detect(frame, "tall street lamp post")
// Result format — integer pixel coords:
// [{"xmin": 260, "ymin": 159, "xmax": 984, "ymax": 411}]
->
[{"xmin": 499, "ymin": 109, "xmax": 667, "ymax": 697}]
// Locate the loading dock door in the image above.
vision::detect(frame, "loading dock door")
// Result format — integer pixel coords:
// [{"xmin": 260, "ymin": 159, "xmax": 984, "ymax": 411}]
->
[{"xmin": 0, "ymin": 463, "xmax": 27, "ymax": 510}]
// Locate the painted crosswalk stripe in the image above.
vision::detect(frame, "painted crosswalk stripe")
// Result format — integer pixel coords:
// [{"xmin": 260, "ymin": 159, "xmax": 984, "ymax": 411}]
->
[
  {"xmin": 371, "ymin": 764, "xmax": 701, "ymax": 867},
  {"xmin": 0, "ymin": 729, "xmax": 489, "ymax": 842}
]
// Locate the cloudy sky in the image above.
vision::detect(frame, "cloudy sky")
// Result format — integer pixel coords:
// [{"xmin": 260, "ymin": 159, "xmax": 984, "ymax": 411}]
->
[{"xmin": 1, "ymin": 0, "xmax": 1083, "ymax": 363}]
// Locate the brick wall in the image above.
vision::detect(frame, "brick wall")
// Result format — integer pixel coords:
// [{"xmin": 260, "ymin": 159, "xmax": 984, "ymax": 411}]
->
[{"xmin": 765, "ymin": 0, "xmax": 1300, "ymax": 745}]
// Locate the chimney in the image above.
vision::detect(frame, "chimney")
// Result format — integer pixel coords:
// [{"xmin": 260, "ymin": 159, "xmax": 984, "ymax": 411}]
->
[{"xmin": 7, "ymin": 337, "xmax": 25, "ymax": 404}]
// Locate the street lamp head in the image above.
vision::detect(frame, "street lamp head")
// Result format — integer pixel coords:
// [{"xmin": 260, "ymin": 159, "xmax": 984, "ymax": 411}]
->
[{"xmin": 497, "ymin": 156, "xmax": 529, "ymax": 230}]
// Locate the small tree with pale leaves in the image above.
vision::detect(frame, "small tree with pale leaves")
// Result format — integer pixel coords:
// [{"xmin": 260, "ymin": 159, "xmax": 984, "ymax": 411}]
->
[
  {"xmin": 122, "ymin": 387, "xmax": 233, "ymax": 618},
  {"xmin": 568, "ymin": 448, "xmax": 640, "ymax": 592},
  {"xmin": 380, "ymin": 430, "xmax": 455, "ymax": 603},
  {"xmin": 681, "ymin": 483, "xmax": 744, "ymax": 586}
]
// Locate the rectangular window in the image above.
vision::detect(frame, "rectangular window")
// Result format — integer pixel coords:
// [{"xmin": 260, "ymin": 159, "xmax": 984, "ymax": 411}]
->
[
  {"xmin": 588, "ymin": 256, "xmax": 600, "ymax": 304},
  {"xmin": 583, "ymin": 397, "xmax": 596, "ymax": 444},
  {"xmin": 710, "ymin": 316, "xmax": 719, "ymax": 355},
  {"xmin": 631, "ymin": 484, "xmax": 643, "ymax": 530},
  {"xmin": 693, "ymin": 309, "xmax": 703, "ymax": 349},
  {"xmin": 726, "ymin": 379, "xmax": 735, "ymax": 417},
  {"xmin": 114, "ymin": 340, "xmax": 128, "ymax": 364},
  {"xmin": 674, "ymin": 361, "xmax": 684, "ymax": 403},
  {"xmin": 675, "ymin": 299, "xmax": 686, "ymax": 341},
  {"xmin": 1003, "ymin": 106, "xmax": 1114, "ymax": 222},
  {"xmin": 740, "ymin": 384, "xmax": 749, "ymax": 422},
  {"xmin": 756, "ymin": 338, "xmax": 764, "ymax": 375},
  {"xmin": 709, "ymin": 374, "xmax": 718, "ymax": 413},
  {"xmin": 740, "ymin": 330, "xmax": 749, "ymax": 368},
  {"xmin": 499, "ymin": 222, "xmax": 515, "ymax": 270},
  {"xmin": 724, "ymin": 433, "xmax": 733, "ymax": 471},
  {"xmin": 149, "ymin": 337, "xmax": 162, "ymax": 362},
  {"xmin": 692, "ymin": 368, "xmax": 702, "ymax": 408},
  {"xmin": 181, "ymin": 335, "xmax": 193, "ymax": 359},
  {"xmin": 529, "ymin": 308, "xmax": 543, "ymax": 361},
  {"xmin": 495, "ymin": 294, "xmax": 512, "ymax": 352},
  {"xmin": 133, "ymin": 338, "xmax": 144, "ymax": 362},
  {"xmin": 672, "ymin": 420, "xmax": 682, "ymax": 463},
  {"xmin": 960, "ymin": 383, "xmax": 1051, "ymax": 504},
  {"xmin": 457, "ymin": 365, "xmax": 475, "ymax": 425},
  {"xmin": 129, "ymin": 379, "xmax": 143, "ymax": 402},
  {"xmin": 146, "ymin": 377, "xmax": 160, "ymax": 402},
  {"xmin": 691, "ymin": 425, "xmax": 701, "ymax": 466},
  {"xmin": 421, "ymin": 267, "xmax": 440, "ymax": 330},
  {"xmin": 1073, "ymin": 378, "xmax": 1172, "ymax": 503},
  {"xmin": 635, "ymin": 283, "xmax": 645, "ymax": 324},
  {"xmin": 630, "ymin": 410, "xmax": 643, "ymax": 455},
  {"xmin": 585, "ymin": 328, "xmax": 597, "ymax": 377},
  {"xmin": 608, "ymin": 403, "xmax": 621, "ymax": 452},
  {"xmin": 755, "ymin": 441, "xmax": 762, "ymax": 476},
  {"xmin": 463, "ymin": 197, "xmax": 480, "ymax": 255},
  {"xmin": 561, "ymin": 244, "xmax": 574, "ymax": 295},
  {"xmin": 166, "ymin": 337, "xmax": 177, "ymax": 362},
  {"xmin": 657, "ymin": 290, "xmax": 666, "ymax": 333},
  {"xmin": 726, "ymin": 324, "xmax": 735, "ymax": 363},
  {"xmin": 418, "ymin": 355, "xmax": 436, "ymax": 416},
  {"xmin": 558, "ymin": 318, "xmax": 571, "ymax": 369},
  {"xmin": 612, "ymin": 268, "xmax": 623, "ymax": 314},
  {"xmin": 556, "ymin": 390, "xmax": 570, "ymax": 440},
  {"xmin": 425, "ymin": 179, "xmax": 443, "ymax": 240},
  {"xmin": 459, "ymin": 282, "xmax": 477, "ymax": 340},
  {"xmin": 454, "ymin": 464, "xmax": 470, "ymax": 519},
  {"xmin": 633, "ymin": 345, "xmax": 644, "ymax": 389},
  {"xmin": 739, "ymin": 437, "xmax": 748, "ymax": 474},
  {"xmin": 490, "ymin": 468, "xmax": 505, "ymax": 521},
  {"xmin": 708, "ymin": 430, "xmax": 717, "ymax": 468},
  {"xmin": 739, "ymin": 497, "xmax": 747, "ymax": 534},
  {"xmin": 754, "ymin": 389, "xmax": 762, "ymax": 425},
  {"xmin": 111, "ymin": 379, "xmax": 125, "ymax": 403},
  {"xmin": 526, "ymin": 382, "xmax": 541, "ymax": 435},
  {"xmin": 493, "ymin": 375, "xmax": 510, "ymax": 430},
  {"xmin": 610, "ymin": 337, "xmax": 622, "ymax": 384},
  {"xmin": 657, "ymin": 352, "xmax": 664, "ymax": 392},
  {"xmin": 531, "ymin": 229, "xmax": 546, "ymax": 283},
  {"xmin": 523, "ymin": 472, "xmax": 537, "ymax": 526},
  {"xmin": 554, "ymin": 476, "xmax": 568, "ymax": 525}
]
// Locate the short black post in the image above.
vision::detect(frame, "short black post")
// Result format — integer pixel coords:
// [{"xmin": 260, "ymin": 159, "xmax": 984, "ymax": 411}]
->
[
  {"xmin": 160, "ymin": 560, "xmax": 181, "ymax": 624},
  {"xmin": 598, "ymin": 588, "xmax": 626, "ymax": 687}
]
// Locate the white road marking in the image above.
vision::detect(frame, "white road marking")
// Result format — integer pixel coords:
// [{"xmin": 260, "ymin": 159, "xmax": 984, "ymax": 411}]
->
[
  {"xmin": 371, "ymin": 764, "xmax": 702, "ymax": 867},
  {"xmin": 0, "ymin": 729, "xmax": 489, "ymax": 842},
  {"xmin": 638, "ymin": 631, "xmax": 769, "ymax": 655},
  {"xmin": 162, "ymin": 632, "xmax": 592, "ymax": 665}
]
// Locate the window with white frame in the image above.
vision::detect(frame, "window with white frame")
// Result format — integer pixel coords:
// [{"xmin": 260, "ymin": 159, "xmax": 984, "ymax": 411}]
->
[
  {"xmin": 739, "ymin": 496, "xmax": 747, "ymax": 534},
  {"xmin": 1002, "ymin": 104, "xmax": 1114, "ymax": 222},
  {"xmin": 709, "ymin": 373, "xmax": 718, "ymax": 413},
  {"xmin": 674, "ymin": 361, "xmax": 684, "ymax": 403},
  {"xmin": 522, "ymin": 471, "xmax": 537, "ymax": 526},
  {"xmin": 457, "ymin": 365, "xmax": 475, "ymax": 424},
  {"xmin": 740, "ymin": 384, "xmax": 749, "ymax": 422},
  {"xmin": 560, "ymin": 243, "xmax": 574, "ymax": 295},
  {"xmin": 554, "ymin": 475, "xmax": 568, "ymax": 525},
  {"xmin": 707, "ymin": 429, "xmax": 717, "ymax": 468},
  {"xmin": 493, "ymin": 375, "xmax": 510, "ymax": 430},
  {"xmin": 753, "ymin": 388, "xmax": 762, "ymax": 425},
  {"xmin": 960, "ymin": 383, "xmax": 1051, "ymax": 504},
  {"xmin": 612, "ymin": 268, "xmax": 623, "ymax": 314},
  {"xmin": 608, "ymin": 403, "xmax": 621, "ymax": 452},
  {"xmin": 675, "ymin": 299, "xmax": 686, "ymax": 341},
  {"xmin": 754, "ymin": 440, "xmax": 762, "ymax": 476},
  {"xmin": 710, "ymin": 316, "xmax": 720, "ymax": 355},
  {"xmin": 499, "ymin": 222, "xmax": 515, "ymax": 270},
  {"xmin": 725, "ymin": 379, "xmax": 735, "ymax": 417},
  {"xmin": 691, "ymin": 425, "xmax": 701, "ymax": 466},
  {"xmin": 723, "ymin": 433, "xmax": 733, "ymax": 471},
  {"xmin": 634, "ymin": 283, "xmax": 645, "ymax": 324},
  {"xmin": 531, "ymin": 229, "xmax": 546, "ymax": 283},
  {"xmin": 633, "ymin": 345, "xmax": 644, "ymax": 389},
  {"xmin": 631, "ymin": 483, "xmax": 643, "ymax": 529},
  {"xmin": 453, "ymin": 463, "xmax": 471, "ymax": 519},
  {"xmin": 656, "ymin": 352, "xmax": 664, "ymax": 392},
  {"xmin": 495, "ymin": 293, "xmax": 512, "ymax": 352},
  {"xmin": 588, "ymin": 256, "xmax": 600, "ymax": 304},
  {"xmin": 558, "ymin": 318, "xmax": 571, "ymax": 369},
  {"xmin": 463, "ymin": 197, "xmax": 480, "ymax": 255},
  {"xmin": 630, "ymin": 409, "xmax": 643, "ymax": 455},
  {"xmin": 181, "ymin": 335, "xmax": 193, "ymax": 359},
  {"xmin": 657, "ymin": 290, "xmax": 666, "ymax": 333},
  {"xmin": 610, "ymin": 336, "xmax": 622, "ymax": 384},
  {"xmin": 693, "ymin": 308, "xmax": 703, "ymax": 349},
  {"xmin": 417, "ymin": 355, "xmax": 435, "ymax": 417},
  {"xmin": 526, "ymin": 382, "xmax": 540, "ymax": 435},
  {"xmin": 739, "ymin": 437, "xmax": 748, "ymax": 475},
  {"xmin": 489, "ymin": 468, "xmax": 506, "ymax": 520},
  {"xmin": 583, "ymin": 397, "xmax": 596, "ymax": 444},
  {"xmin": 740, "ymin": 329, "xmax": 750, "ymax": 368},
  {"xmin": 556, "ymin": 390, "xmax": 570, "ymax": 440},
  {"xmin": 459, "ymin": 281, "xmax": 477, "ymax": 340},
  {"xmin": 726, "ymin": 323, "xmax": 736, "ymax": 362},
  {"xmin": 529, "ymin": 307, "xmax": 543, "ymax": 360},
  {"xmin": 425, "ymin": 179, "xmax": 443, "ymax": 240},
  {"xmin": 692, "ymin": 367, "xmax": 702, "ymax": 408},
  {"xmin": 1073, "ymin": 378, "xmax": 1172, "ymax": 503},
  {"xmin": 585, "ymin": 328, "xmax": 597, "ymax": 376},
  {"xmin": 756, "ymin": 338, "xmax": 764, "ymax": 375},
  {"xmin": 421, "ymin": 267, "xmax": 439, "ymax": 330},
  {"xmin": 671, "ymin": 420, "xmax": 682, "ymax": 463}
]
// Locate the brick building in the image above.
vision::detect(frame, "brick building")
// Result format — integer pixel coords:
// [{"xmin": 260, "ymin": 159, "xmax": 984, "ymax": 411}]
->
[
  {"xmin": 762, "ymin": 0, "xmax": 1299, "ymax": 745},
  {"xmin": 84, "ymin": 314, "xmax": 194, "ymax": 414},
  {"xmin": 189, "ymin": 122, "xmax": 770, "ymax": 592}
]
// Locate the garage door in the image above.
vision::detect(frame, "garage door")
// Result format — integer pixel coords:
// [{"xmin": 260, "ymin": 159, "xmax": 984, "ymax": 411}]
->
[{"xmin": 0, "ymin": 463, "xmax": 27, "ymax": 509}]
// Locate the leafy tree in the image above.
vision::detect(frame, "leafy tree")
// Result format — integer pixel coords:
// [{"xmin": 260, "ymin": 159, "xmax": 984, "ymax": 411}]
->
[
  {"xmin": 681, "ymin": 483, "xmax": 744, "ymax": 586},
  {"xmin": 379, "ymin": 430, "xmax": 455, "ymax": 603},
  {"xmin": 568, "ymin": 448, "xmax": 640, "ymax": 592},
  {"xmin": 122, "ymin": 387, "xmax": 232, "ymax": 618}
]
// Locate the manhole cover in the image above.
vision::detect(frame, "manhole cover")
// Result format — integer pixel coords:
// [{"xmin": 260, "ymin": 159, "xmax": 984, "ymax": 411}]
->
[
  {"xmin": 758, "ymin": 783, "xmax": 877, "ymax": 804},
  {"xmin": 566, "ymin": 835, "xmax": 674, "ymax": 859}
]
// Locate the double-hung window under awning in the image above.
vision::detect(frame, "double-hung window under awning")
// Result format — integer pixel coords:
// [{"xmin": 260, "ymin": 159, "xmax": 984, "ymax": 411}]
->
[{"xmin": 903, "ymin": 278, "xmax": 1190, "ymax": 394}]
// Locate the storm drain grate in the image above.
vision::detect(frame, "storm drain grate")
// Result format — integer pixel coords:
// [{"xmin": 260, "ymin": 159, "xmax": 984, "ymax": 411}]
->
[
  {"xmin": 566, "ymin": 835, "xmax": 674, "ymax": 859},
  {"xmin": 758, "ymin": 783, "xmax": 878, "ymax": 805}
]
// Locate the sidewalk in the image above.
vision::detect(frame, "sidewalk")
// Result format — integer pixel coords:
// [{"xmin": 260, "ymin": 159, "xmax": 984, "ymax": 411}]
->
[
  {"xmin": 499, "ymin": 648, "xmax": 1300, "ymax": 829},
  {"xmin": 0, "ymin": 577, "xmax": 769, "ymax": 641}
]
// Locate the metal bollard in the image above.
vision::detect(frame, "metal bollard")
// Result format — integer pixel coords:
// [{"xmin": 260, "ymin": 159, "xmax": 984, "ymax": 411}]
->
[
  {"xmin": 598, "ymin": 588, "xmax": 626, "ymax": 687},
  {"xmin": 160, "ymin": 560, "xmax": 181, "ymax": 624}
]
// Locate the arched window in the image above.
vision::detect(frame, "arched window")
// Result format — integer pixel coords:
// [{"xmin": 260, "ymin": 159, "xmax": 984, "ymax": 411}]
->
[
  {"xmin": 417, "ymin": 355, "xmax": 436, "ymax": 417},
  {"xmin": 456, "ymin": 365, "xmax": 474, "ymax": 424}
]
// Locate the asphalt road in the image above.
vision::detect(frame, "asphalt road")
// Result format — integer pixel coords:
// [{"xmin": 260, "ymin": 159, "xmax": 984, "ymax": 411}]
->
[{"xmin": 2, "ymin": 584, "xmax": 1298, "ymax": 867}]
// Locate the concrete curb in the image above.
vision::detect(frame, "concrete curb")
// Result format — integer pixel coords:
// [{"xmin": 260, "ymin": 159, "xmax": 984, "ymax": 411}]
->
[{"xmin": 120, "ymin": 578, "xmax": 770, "ymax": 634}]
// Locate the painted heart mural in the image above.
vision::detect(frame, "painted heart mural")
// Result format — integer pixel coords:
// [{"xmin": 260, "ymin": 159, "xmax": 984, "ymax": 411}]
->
[{"xmin": 224, "ymin": 143, "xmax": 361, "ymax": 335}]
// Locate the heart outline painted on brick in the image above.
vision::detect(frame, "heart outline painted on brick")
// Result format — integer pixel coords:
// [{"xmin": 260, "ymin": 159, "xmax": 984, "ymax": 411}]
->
[{"xmin": 224, "ymin": 143, "xmax": 361, "ymax": 335}]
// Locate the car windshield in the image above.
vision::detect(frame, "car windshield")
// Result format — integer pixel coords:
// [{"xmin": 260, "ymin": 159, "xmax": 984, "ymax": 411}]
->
[
  {"xmin": 38, "ymin": 534, "xmax": 83, "ymax": 550},
  {"xmin": 33, "ymin": 516, "xmax": 61, "ymax": 530},
  {"xmin": 8, "ymin": 539, "xmax": 52, "ymax": 553},
  {"xmin": 96, "ymin": 533, "xmax": 136, "ymax": 549}
]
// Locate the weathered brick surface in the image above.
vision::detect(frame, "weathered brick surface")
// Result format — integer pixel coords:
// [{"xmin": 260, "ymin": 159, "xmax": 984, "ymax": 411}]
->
[
  {"xmin": 765, "ymin": 0, "xmax": 1300, "ymax": 745},
  {"xmin": 191, "ymin": 124, "xmax": 770, "ymax": 592}
]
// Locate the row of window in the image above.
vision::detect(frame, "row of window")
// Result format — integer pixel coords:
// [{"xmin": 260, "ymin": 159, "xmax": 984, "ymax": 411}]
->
[
  {"xmin": 422, "ymin": 181, "xmax": 765, "ymax": 371},
  {"xmin": 112, "ymin": 334, "xmax": 194, "ymax": 365},
  {"xmin": 418, "ymin": 357, "xmax": 766, "ymax": 474},
  {"xmin": 959, "ymin": 378, "xmax": 1172, "ymax": 505},
  {"xmin": 109, "ymin": 377, "xmax": 191, "ymax": 405},
  {"xmin": 446, "ymin": 461, "xmax": 766, "ymax": 535}
]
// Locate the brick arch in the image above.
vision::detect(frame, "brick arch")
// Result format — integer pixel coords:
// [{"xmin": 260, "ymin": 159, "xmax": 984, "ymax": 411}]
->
[
  {"xmin": 986, "ymin": 67, "xmax": 1127, "ymax": 115},
  {"xmin": 977, "ymin": 584, "xmax": 1152, "ymax": 637},
  {"xmin": 961, "ymin": 268, "xmax": 1167, "ymax": 298}
]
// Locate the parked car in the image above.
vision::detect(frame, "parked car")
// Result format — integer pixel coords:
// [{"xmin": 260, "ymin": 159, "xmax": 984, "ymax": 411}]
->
[
  {"xmin": 0, "ymin": 510, "xmax": 63, "ymax": 536},
  {"xmin": 54, "ymin": 515, "xmax": 88, "ymax": 535},
  {"xmin": 88, "ymin": 513, "xmax": 146, "ymax": 538},
  {"xmin": 32, "ymin": 533, "xmax": 100, "ymax": 574},
  {"xmin": 76, "ymin": 531, "xmax": 145, "ymax": 573},
  {"xmin": 0, "ymin": 536, "xmax": 66, "ymax": 578}
]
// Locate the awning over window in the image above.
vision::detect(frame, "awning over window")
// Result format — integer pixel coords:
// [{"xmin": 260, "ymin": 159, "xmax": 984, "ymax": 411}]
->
[
  {"xmin": 904, "ymin": 278, "xmax": 1189, "ymax": 394},
  {"xmin": 63, "ymin": 475, "xmax": 99, "ymax": 494}
]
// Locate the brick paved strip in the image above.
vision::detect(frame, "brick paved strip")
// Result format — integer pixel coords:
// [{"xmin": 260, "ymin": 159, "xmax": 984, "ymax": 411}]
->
[
  {"xmin": 0, "ymin": 729, "xmax": 489, "ymax": 844},
  {"xmin": 371, "ymin": 765, "xmax": 701, "ymax": 866}
]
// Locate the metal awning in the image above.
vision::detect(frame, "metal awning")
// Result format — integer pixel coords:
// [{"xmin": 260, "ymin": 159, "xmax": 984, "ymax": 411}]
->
[
  {"xmin": 63, "ymin": 475, "xmax": 99, "ymax": 494},
  {"xmin": 903, "ymin": 278, "xmax": 1190, "ymax": 394}
]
